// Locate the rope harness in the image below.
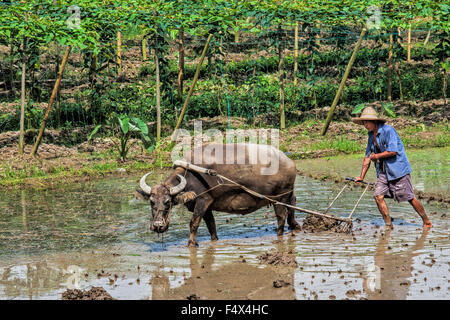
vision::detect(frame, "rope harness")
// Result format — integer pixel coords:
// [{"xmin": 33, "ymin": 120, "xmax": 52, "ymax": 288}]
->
[{"xmin": 172, "ymin": 160, "xmax": 355, "ymax": 226}]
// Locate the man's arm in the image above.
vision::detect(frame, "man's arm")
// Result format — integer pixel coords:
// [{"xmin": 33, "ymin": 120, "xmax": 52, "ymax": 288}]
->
[
  {"xmin": 369, "ymin": 150, "xmax": 397, "ymax": 161},
  {"xmin": 355, "ymin": 157, "xmax": 371, "ymax": 182}
]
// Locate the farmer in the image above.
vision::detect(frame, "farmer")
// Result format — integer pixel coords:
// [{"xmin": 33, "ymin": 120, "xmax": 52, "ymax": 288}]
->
[{"xmin": 352, "ymin": 107, "xmax": 432, "ymax": 229}]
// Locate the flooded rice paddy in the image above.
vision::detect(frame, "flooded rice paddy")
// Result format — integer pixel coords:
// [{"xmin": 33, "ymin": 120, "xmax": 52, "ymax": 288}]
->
[{"xmin": 0, "ymin": 159, "xmax": 448, "ymax": 300}]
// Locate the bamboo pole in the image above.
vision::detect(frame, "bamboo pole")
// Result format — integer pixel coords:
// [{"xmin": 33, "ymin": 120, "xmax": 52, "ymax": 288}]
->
[
  {"xmin": 177, "ymin": 27, "xmax": 184, "ymax": 102},
  {"xmin": 395, "ymin": 65, "xmax": 403, "ymax": 100},
  {"xmin": 424, "ymin": 30, "xmax": 431, "ymax": 45},
  {"xmin": 31, "ymin": 46, "xmax": 71, "ymax": 156},
  {"xmin": 387, "ymin": 32, "xmax": 393, "ymax": 102},
  {"xmin": 89, "ymin": 52, "xmax": 96, "ymax": 88},
  {"xmin": 294, "ymin": 22, "xmax": 299, "ymax": 85},
  {"xmin": 407, "ymin": 26, "xmax": 411, "ymax": 62},
  {"xmin": 142, "ymin": 36, "xmax": 147, "ymax": 61},
  {"xmin": 278, "ymin": 26, "xmax": 285, "ymax": 130},
  {"xmin": 173, "ymin": 34, "xmax": 213, "ymax": 133},
  {"xmin": 117, "ymin": 31, "xmax": 122, "ymax": 75},
  {"xmin": 321, "ymin": 28, "xmax": 366, "ymax": 136},
  {"xmin": 155, "ymin": 47, "xmax": 161, "ymax": 142},
  {"xmin": 19, "ymin": 40, "xmax": 26, "ymax": 155}
]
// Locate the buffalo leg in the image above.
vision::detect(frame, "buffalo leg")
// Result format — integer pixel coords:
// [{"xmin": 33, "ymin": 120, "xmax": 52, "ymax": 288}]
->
[
  {"xmin": 287, "ymin": 192, "xmax": 301, "ymax": 230},
  {"xmin": 203, "ymin": 209, "xmax": 218, "ymax": 241},
  {"xmin": 274, "ymin": 203, "xmax": 287, "ymax": 236},
  {"xmin": 188, "ymin": 197, "xmax": 213, "ymax": 247}
]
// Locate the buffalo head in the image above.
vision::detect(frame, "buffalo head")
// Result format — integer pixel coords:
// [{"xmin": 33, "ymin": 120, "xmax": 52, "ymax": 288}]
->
[{"xmin": 139, "ymin": 172, "xmax": 187, "ymax": 233}]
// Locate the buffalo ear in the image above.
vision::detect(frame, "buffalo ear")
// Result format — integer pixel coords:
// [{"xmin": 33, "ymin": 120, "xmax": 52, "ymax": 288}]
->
[
  {"xmin": 134, "ymin": 189, "xmax": 150, "ymax": 201},
  {"xmin": 174, "ymin": 191, "xmax": 197, "ymax": 204}
]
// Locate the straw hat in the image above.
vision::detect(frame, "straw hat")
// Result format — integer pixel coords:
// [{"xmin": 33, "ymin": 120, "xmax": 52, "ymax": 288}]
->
[{"xmin": 351, "ymin": 106, "xmax": 387, "ymax": 125}]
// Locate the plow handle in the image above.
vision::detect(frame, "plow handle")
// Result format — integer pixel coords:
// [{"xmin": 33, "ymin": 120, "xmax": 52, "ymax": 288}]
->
[{"xmin": 345, "ymin": 177, "xmax": 374, "ymax": 186}]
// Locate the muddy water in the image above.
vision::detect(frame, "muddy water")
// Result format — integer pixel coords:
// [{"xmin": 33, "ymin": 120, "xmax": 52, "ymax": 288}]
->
[{"xmin": 0, "ymin": 172, "xmax": 448, "ymax": 300}]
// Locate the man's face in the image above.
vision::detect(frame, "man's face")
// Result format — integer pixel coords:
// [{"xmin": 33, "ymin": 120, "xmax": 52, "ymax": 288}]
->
[{"xmin": 363, "ymin": 120, "xmax": 377, "ymax": 132}]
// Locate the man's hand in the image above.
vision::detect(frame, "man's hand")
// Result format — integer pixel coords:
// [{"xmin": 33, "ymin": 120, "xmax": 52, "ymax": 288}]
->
[
  {"xmin": 369, "ymin": 153, "xmax": 378, "ymax": 162},
  {"xmin": 354, "ymin": 176, "xmax": 364, "ymax": 183}
]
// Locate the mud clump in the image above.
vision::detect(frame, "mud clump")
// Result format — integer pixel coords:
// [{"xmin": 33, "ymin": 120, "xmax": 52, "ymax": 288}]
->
[
  {"xmin": 302, "ymin": 213, "xmax": 345, "ymax": 232},
  {"xmin": 273, "ymin": 280, "xmax": 290, "ymax": 288},
  {"xmin": 258, "ymin": 251, "xmax": 298, "ymax": 267},
  {"xmin": 61, "ymin": 286, "xmax": 114, "ymax": 300}
]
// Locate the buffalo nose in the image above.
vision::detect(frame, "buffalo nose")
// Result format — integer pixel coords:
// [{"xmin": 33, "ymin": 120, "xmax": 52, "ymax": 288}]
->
[{"xmin": 153, "ymin": 220, "xmax": 164, "ymax": 227}]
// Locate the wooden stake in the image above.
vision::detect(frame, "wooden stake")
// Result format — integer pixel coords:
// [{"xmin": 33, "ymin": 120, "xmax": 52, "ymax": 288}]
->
[
  {"xmin": 321, "ymin": 28, "xmax": 366, "ymax": 136},
  {"xmin": 173, "ymin": 34, "xmax": 213, "ymax": 133},
  {"xmin": 31, "ymin": 46, "xmax": 71, "ymax": 156}
]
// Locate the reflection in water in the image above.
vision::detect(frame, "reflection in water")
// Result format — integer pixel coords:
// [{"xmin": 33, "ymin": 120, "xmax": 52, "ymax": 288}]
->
[
  {"xmin": 151, "ymin": 236, "xmax": 298, "ymax": 300},
  {"xmin": 0, "ymin": 261, "xmax": 65, "ymax": 300},
  {"xmin": 363, "ymin": 229, "xmax": 429, "ymax": 300},
  {"xmin": 21, "ymin": 191, "xmax": 27, "ymax": 233}
]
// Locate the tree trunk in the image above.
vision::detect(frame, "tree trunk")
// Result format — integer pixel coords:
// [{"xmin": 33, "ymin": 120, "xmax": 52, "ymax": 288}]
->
[
  {"xmin": 117, "ymin": 31, "xmax": 122, "ymax": 76},
  {"xmin": 173, "ymin": 34, "xmax": 213, "ymax": 133},
  {"xmin": 321, "ymin": 28, "xmax": 366, "ymax": 135},
  {"xmin": 19, "ymin": 40, "xmax": 26, "ymax": 155},
  {"xmin": 387, "ymin": 32, "xmax": 393, "ymax": 102},
  {"xmin": 177, "ymin": 27, "xmax": 184, "ymax": 102},
  {"xmin": 155, "ymin": 47, "xmax": 161, "ymax": 142},
  {"xmin": 31, "ymin": 46, "xmax": 71, "ymax": 156},
  {"xmin": 294, "ymin": 22, "xmax": 299, "ymax": 85}
]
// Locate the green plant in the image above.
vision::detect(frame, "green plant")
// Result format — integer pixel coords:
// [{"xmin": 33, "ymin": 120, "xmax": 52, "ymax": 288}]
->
[{"xmin": 89, "ymin": 114, "xmax": 154, "ymax": 161}]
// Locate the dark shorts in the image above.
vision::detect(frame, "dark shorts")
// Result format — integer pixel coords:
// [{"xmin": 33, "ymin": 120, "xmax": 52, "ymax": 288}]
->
[{"xmin": 374, "ymin": 173, "xmax": 415, "ymax": 202}]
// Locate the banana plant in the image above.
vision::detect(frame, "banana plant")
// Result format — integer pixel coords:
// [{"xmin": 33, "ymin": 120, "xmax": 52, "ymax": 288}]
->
[{"xmin": 89, "ymin": 114, "xmax": 153, "ymax": 161}]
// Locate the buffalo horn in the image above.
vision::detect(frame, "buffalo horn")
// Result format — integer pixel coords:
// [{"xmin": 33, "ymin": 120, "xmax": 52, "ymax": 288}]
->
[
  {"xmin": 139, "ymin": 172, "xmax": 152, "ymax": 194},
  {"xmin": 170, "ymin": 174, "xmax": 187, "ymax": 195}
]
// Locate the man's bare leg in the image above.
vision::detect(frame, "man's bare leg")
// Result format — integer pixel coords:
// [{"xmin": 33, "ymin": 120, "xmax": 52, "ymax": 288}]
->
[
  {"xmin": 374, "ymin": 195, "xmax": 393, "ymax": 229},
  {"xmin": 408, "ymin": 197, "xmax": 433, "ymax": 228}
]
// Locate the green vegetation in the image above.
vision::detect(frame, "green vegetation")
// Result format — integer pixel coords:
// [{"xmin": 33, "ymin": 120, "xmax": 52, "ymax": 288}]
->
[{"xmin": 0, "ymin": 0, "xmax": 448, "ymax": 189}]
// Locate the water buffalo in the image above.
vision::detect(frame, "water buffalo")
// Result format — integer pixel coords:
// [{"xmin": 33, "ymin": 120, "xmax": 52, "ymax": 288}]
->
[{"xmin": 136, "ymin": 143, "xmax": 301, "ymax": 246}]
